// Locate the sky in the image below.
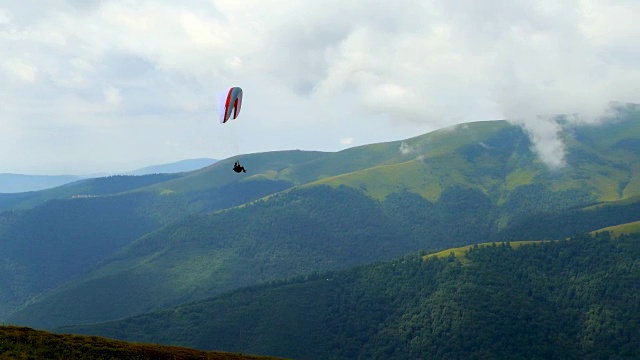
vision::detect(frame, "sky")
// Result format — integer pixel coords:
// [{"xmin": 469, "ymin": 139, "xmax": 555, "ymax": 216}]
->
[{"xmin": 1, "ymin": 0, "xmax": 638, "ymax": 175}]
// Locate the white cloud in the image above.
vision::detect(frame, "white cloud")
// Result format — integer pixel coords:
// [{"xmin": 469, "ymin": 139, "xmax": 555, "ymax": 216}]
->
[
  {"xmin": 513, "ymin": 116, "xmax": 567, "ymax": 169},
  {"xmin": 340, "ymin": 137, "xmax": 354, "ymax": 145},
  {"xmin": 103, "ymin": 85, "xmax": 122, "ymax": 106},
  {"xmin": 3, "ymin": 59, "xmax": 37, "ymax": 82},
  {"xmin": 399, "ymin": 142, "xmax": 415, "ymax": 156},
  {"xmin": 0, "ymin": 8, "xmax": 10, "ymax": 25}
]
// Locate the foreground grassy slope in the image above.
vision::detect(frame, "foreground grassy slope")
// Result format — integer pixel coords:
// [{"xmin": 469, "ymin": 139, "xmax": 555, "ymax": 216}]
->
[
  {"xmin": 62, "ymin": 233, "xmax": 640, "ymax": 360},
  {"xmin": 0, "ymin": 326, "xmax": 279, "ymax": 360}
]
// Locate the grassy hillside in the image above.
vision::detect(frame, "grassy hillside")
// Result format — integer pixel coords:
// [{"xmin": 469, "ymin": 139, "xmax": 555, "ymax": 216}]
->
[
  {"xmin": 304, "ymin": 121, "xmax": 531, "ymax": 201},
  {"xmin": 423, "ymin": 240, "xmax": 550, "ymax": 264},
  {"xmin": 592, "ymin": 220, "xmax": 640, "ymax": 236},
  {"xmin": 312, "ymin": 120, "xmax": 640, "ymax": 207},
  {"xmin": 0, "ymin": 326, "xmax": 280, "ymax": 360},
  {"xmin": 61, "ymin": 232, "xmax": 640, "ymax": 360}
]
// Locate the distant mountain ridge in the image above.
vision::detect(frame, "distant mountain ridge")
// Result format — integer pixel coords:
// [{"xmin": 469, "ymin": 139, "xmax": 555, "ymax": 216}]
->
[
  {"xmin": 0, "ymin": 174, "xmax": 84, "ymax": 193},
  {"xmin": 118, "ymin": 158, "xmax": 218, "ymax": 176},
  {"xmin": 0, "ymin": 158, "xmax": 217, "ymax": 194}
]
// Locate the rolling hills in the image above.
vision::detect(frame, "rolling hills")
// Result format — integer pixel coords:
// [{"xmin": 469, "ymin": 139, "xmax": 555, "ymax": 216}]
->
[{"xmin": 2, "ymin": 104, "xmax": 640, "ymax": 331}]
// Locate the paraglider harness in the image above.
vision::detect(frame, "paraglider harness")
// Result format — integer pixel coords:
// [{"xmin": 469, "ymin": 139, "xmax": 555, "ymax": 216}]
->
[{"xmin": 233, "ymin": 161, "xmax": 246, "ymax": 173}]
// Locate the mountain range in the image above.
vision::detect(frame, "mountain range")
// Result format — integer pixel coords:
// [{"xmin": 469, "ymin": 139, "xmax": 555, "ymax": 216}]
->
[
  {"xmin": 0, "ymin": 158, "xmax": 217, "ymax": 194},
  {"xmin": 1, "ymin": 103, "xmax": 639, "ymax": 358}
]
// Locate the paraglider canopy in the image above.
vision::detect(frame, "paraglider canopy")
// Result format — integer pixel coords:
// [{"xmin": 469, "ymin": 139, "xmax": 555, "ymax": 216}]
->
[{"xmin": 218, "ymin": 87, "xmax": 243, "ymax": 124}]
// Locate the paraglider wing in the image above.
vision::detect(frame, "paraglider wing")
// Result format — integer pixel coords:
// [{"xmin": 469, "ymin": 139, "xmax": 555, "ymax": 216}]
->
[{"xmin": 218, "ymin": 87, "xmax": 243, "ymax": 124}]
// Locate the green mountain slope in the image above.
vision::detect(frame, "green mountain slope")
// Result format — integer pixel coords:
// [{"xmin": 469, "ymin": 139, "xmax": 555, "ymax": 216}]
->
[
  {"xmin": 6, "ymin": 186, "xmax": 414, "ymax": 328},
  {"xmin": 0, "ymin": 151, "xmax": 325, "ymax": 212},
  {"xmin": 592, "ymin": 220, "xmax": 640, "ymax": 236},
  {"xmin": 0, "ymin": 151, "xmax": 333, "ymax": 310},
  {"xmin": 141, "ymin": 150, "xmax": 328, "ymax": 194},
  {"xmin": 0, "ymin": 191, "xmax": 193, "ymax": 319},
  {"xmin": 0, "ymin": 326, "xmax": 280, "ymax": 360},
  {"xmin": 0, "ymin": 153, "xmax": 329, "ymax": 320},
  {"xmin": 4, "ymin": 105, "xmax": 640, "ymax": 329},
  {"xmin": 2, "ymin": 107, "xmax": 638, "ymax": 213},
  {"xmin": 61, "ymin": 233, "xmax": 640, "ymax": 360},
  {"xmin": 10, "ymin": 184, "xmax": 640, "ymax": 329}
]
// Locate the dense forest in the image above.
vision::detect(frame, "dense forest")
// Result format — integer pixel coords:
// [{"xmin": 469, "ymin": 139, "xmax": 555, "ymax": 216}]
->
[{"xmin": 64, "ymin": 232, "xmax": 640, "ymax": 359}]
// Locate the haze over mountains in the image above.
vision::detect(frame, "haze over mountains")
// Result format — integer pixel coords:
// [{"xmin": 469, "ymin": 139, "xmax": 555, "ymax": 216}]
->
[
  {"xmin": 119, "ymin": 158, "xmax": 218, "ymax": 176},
  {"xmin": 1, "ymin": 104, "xmax": 639, "ymax": 358},
  {"xmin": 0, "ymin": 158, "xmax": 217, "ymax": 194}
]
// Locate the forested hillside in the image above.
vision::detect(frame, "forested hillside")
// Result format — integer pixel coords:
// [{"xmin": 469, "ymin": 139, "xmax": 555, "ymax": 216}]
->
[
  {"xmin": 62, "ymin": 232, "xmax": 640, "ymax": 360},
  {"xmin": 0, "ymin": 192, "xmax": 184, "ymax": 319},
  {"xmin": 0, "ymin": 177, "xmax": 291, "ymax": 320}
]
